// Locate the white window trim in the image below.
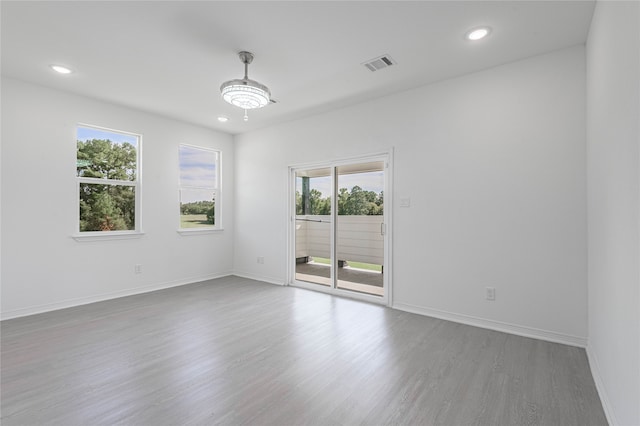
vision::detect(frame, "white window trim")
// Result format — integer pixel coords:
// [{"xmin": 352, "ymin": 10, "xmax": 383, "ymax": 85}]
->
[
  {"xmin": 72, "ymin": 231, "xmax": 145, "ymax": 242},
  {"xmin": 176, "ymin": 228, "xmax": 224, "ymax": 236},
  {"xmin": 74, "ymin": 123, "xmax": 142, "ymax": 239},
  {"xmin": 77, "ymin": 177, "xmax": 137, "ymax": 186},
  {"xmin": 177, "ymin": 144, "xmax": 222, "ymax": 233}
]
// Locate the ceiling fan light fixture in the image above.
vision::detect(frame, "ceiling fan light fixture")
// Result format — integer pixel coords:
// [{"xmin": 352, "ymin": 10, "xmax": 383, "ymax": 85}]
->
[
  {"xmin": 221, "ymin": 78, "xmax": 270, "ymax": 109},
  {"xmin": 220, "ymin": 51, "xmax": 271, "ymax": 114}
]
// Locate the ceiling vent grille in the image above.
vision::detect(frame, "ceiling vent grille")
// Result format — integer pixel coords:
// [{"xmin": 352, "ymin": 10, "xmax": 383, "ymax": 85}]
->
[{"xmin": 362, "ymin": 54, "xmax": 396, "ymax": 72}]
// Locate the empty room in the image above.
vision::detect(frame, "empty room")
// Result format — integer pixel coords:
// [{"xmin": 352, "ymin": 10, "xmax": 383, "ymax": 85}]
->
[{"xmin": 1, "ymin": 1, "xmax": 638, "ymax": 425}]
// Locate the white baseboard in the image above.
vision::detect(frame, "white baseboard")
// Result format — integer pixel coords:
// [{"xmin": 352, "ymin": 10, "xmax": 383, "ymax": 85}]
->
[
  {"xmin": 232, "ymin": 271, "xmax": 285, "ymax": 286},
  {"xmin": 393, "ymin": 302, "xmax": 587, "ymax": 348},
  {"xmin": 2, "ymin": 273, "xmax": 586, "ymax": 350},
  {"xmin": 586, "ymin": 345, "xmax": 618, "ymax": 426},
  {"xmin": 0, "ymin": 271, "xmax": 233, "ymax": 321}
]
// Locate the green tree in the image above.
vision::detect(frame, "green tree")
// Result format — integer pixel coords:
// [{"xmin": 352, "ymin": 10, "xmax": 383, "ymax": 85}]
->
[
  {"xmin": 206, "ymin": 200, "xmax": 215, "ymax": 224},
  {"xmin": 343, "ymin": 186, "xmax": 369, "ymax": 215},
  {"xmin": 364, "ymin": 190, "xmax": 377, "ymax": 203},
  {"xmin": 317, "ymin": 197, "xmax": 331, "ymax": 215},
  {"xmin": 297, "ymin": 186, "xmax": 383, "ymax": 216},
  {"xmin": 77, "ymin": 139, "xmax": 136, "ymax": 180},
  {"xmin": 80, "ymin": 187, "xmax": 128, "ymax": 231},
  {"xmin": 295, "ymin": 191, "xmax": 303, "ymax": 215},
  {"xmin": 181, "ymin": 200, "xmax": 214, "ymax": 216},
  {"xmin": 308, "ymin": 189, "xmax": 322, "ymax": 214},
  {"xmin": 308, "ymin": 189, "xmax": 331, "ymax": 215},
  {"xmin": 77, "ymin": 139, "xmax": 137, "ymax": 231},
  {"xmin": 337, "ymin": 187, "xmax": 350, "ymax": 215}
]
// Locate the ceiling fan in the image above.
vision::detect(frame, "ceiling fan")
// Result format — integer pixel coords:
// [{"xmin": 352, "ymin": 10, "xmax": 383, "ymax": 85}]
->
[{"xmin": 220, "ymin": 51, "xmax": 275, "ymax": 121}]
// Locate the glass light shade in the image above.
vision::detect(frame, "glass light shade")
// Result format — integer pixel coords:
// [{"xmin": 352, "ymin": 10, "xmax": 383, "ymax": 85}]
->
[{"xmin": 221, "ymin": 78, "xmax": 270, "ymax": 109}]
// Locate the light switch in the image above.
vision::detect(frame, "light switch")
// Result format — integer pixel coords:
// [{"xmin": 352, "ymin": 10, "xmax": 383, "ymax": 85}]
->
[{"xmin": 400, "ymin": 198, "xmax": 411, "ymax": 207}]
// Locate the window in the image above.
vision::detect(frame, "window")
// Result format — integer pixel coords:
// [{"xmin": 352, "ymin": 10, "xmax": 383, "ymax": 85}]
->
[
  {"xmin": 76, "ymin": 125, "xmax": 141, "ymax": 234},
  {"xmin": 178, "ymin": 144, "xmax": 220, "ymax": 230}
]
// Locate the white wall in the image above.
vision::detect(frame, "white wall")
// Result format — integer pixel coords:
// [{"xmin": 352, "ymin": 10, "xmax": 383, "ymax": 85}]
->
[
  {"xmin": 234, "ymin": 46, "xmax": 588, "ymax": 345},
  {"xmin": 586, "ymin": 2, "xmax": 640, "ymax": 425},
  {"xmin": 0, "ymin": 78, "xmax": 235, "ymax": 319}
]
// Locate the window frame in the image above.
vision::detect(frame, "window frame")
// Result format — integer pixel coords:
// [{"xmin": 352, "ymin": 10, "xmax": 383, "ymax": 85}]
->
[
  {"xmin": 73, "ymin": 123, "xmax": 143, "ymax": 241},
  {"xmin": 177, "ymin": 144, "xmax": 222, "ymax": 234}
]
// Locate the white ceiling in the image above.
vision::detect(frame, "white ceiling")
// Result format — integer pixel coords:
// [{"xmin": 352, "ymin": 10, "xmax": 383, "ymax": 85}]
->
[{"xmin": 1, "ymin": 1, "xmax": 595, "ymax": 135}]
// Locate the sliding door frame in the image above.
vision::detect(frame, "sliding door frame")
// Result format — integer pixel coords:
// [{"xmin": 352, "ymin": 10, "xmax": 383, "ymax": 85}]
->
[{"xmin": 287, "ymin": 149, "xmax": 393, "ymax": 306}]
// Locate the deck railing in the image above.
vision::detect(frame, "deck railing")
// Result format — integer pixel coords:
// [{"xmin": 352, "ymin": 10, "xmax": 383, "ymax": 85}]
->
[{"xmin": 295, "ymin": 215, "xmax": 384, "ymax": 265}]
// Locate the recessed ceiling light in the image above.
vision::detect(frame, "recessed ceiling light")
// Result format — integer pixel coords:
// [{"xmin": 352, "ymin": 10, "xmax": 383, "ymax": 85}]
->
[
  {"xmin": 217, "ymin": 116, "xmax": 229, "ymax": 123},
  {"xmin": 466, "ymin": 27, "xmax": 491, "ymax": 41},
  {"xmin": 50, "ymin": 64, "xmax": 73, "ymax": 74}
]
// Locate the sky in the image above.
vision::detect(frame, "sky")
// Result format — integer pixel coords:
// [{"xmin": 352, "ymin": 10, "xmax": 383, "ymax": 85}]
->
[
  {"xmin": 179, "ymin": 145, "xmax": 218, "ymax": 204},
  {"xmin": 77, "ymin": 126, "xmax": 138, "ymax": 146}
]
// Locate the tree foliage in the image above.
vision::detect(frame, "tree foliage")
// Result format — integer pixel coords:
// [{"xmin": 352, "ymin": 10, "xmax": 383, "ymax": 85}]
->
[
  {"xmin": 206, "ymin": 202, "xmax": 215, "ymax": 225},
  {"xmin": 181, "ymin": 200, "xmax": 215, "ymax": 225},
  {"xmin": 77, "ymin": 139, "xmax": 137, "ymax": 231},
  {"xmin": 297, "ymin": 186, "xmax": 383, "ymax": 215},
  {"xmin": 77, "ymin": 139, "xmax": 136, "ymax": 180}
]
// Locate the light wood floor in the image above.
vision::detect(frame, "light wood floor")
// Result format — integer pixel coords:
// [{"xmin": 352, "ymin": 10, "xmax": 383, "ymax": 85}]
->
[{"xmin": 1, "ymin": 276, "xmax": 607, "ymax": 425}]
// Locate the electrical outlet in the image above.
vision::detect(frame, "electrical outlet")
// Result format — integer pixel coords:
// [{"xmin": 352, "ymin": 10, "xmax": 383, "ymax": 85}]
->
[
  {"xmin": 485, "ymin": 287, "xmax": 495, "ymax": 301},
  {"xmin": 135, "ymin": 264, "xmax": 142, "ymax": 274},
  {"xmin": 257, "ymin": 256, "xmax": 264, "ymax": 264}
]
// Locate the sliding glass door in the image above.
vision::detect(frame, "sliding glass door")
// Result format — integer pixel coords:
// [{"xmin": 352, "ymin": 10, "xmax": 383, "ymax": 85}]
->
[
  {"xmin": 292, "ymin": 156, "xmax": 389, "ymax": 303},
  {"xmin": 335, "ymin": 163, "xmax": 385, "ymax": 296},
  {"xmin": 294, "ymin": 167, "xmax": 333, "ymax": 287}
]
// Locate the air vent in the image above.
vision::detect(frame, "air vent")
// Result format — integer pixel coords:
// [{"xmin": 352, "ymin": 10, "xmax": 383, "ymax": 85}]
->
[{"xmin": 362, "ymin": 54, "xmax": 396, "ymax": 72}]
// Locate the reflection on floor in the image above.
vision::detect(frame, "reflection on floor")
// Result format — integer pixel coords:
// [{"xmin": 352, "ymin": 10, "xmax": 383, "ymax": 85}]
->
[{"xmin": 295, "ymin": 261, "xmax": 383, "ymax": 296}]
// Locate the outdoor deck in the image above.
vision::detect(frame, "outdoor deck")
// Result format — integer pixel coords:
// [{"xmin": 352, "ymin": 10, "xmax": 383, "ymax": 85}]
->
[{"xmin": 295, "ymin": 261, "xmax": 383, "ymax": 296}]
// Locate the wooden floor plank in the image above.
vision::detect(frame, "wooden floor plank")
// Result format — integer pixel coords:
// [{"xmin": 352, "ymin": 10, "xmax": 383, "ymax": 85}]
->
[{"xmin": 1, "ymin": 276, "xmax": 607, "ymax": 425}]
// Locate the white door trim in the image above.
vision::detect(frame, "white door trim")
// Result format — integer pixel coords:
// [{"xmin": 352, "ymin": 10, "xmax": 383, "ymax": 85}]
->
[{"xmin": 287, "ymin": 149, "xmax": 393, "ymax": 306}]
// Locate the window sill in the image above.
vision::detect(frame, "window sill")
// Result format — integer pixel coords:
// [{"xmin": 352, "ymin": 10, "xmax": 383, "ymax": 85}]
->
[
  {"xmin": 177, "ymin": 228, "xmax": 224, "ymax": 236},
  {"xmin": 72, "ymin": 231, "xmax": 145, "ymax": 242}
]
